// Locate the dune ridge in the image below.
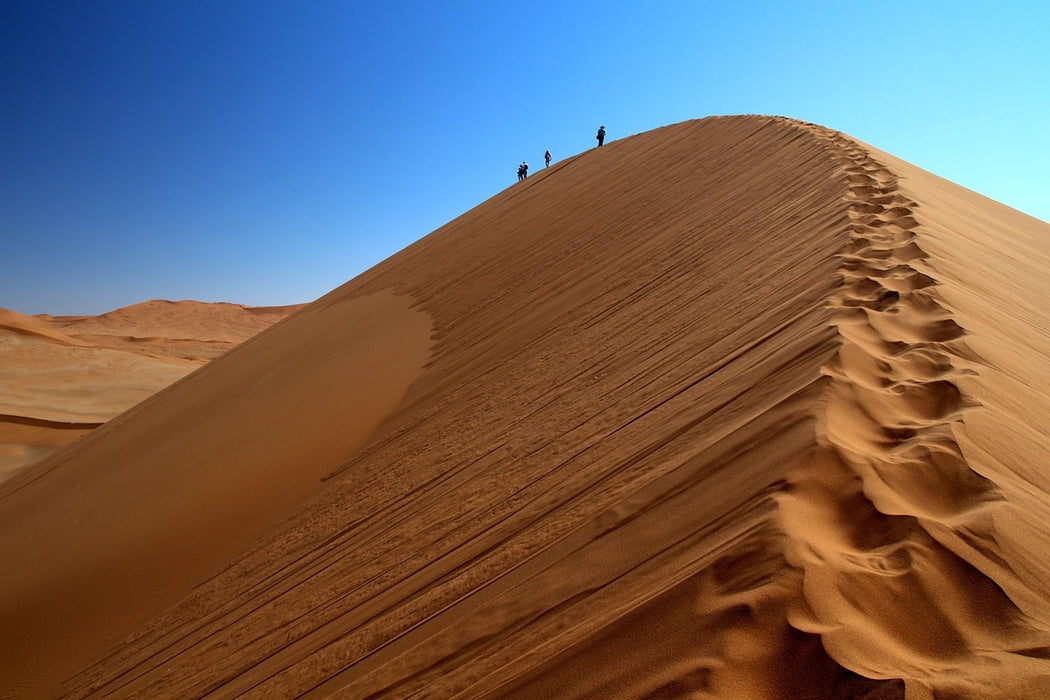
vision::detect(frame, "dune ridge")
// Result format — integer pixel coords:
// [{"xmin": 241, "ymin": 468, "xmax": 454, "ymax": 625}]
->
[
  {"xmin": 3, "ymin": 115, "xmax": 1049, "ymax": 698},
  {"xmin": 778, "ymin": 122, "xmax": 1050, "ymax": 698}
]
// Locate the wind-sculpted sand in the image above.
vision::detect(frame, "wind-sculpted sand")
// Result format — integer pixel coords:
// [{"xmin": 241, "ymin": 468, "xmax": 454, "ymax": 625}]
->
[
  {"xmin": 1, "ymin": 116, "xmax": 1048, "ymax": 698},
  {"xmin": 777, "ymin": 126, "xmax": 1050, "ymax": 698}
]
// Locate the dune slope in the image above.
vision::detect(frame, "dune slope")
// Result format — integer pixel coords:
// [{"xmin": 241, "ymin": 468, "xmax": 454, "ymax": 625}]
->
[{"xmin": 2, "ymin": 115, "xmax": 1049, "ymax": 698}]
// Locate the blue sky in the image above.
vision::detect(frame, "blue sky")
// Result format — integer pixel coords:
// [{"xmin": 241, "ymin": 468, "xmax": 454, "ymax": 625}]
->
[{"xmin": 3, "ymin": 1, "xmax": 1047, "ymax": 315}]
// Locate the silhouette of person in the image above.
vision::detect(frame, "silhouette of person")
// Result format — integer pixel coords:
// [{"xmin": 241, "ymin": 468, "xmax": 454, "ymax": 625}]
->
[
  {"xmin": 517, "ymin": 161, "xmax": 528, "ymax": 181},
  {"xmin": 596, "ymin": 125, "xmax": 606, "ymax": 147},
  {"xmin": 544, "ymin": 150, "xmax": 552, "ymax": 167}
]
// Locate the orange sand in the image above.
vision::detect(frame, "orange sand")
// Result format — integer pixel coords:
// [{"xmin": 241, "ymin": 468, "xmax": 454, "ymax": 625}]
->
[{"xmin": 1, "ymin": 116, "xmax": 1049, "ymax": 699}]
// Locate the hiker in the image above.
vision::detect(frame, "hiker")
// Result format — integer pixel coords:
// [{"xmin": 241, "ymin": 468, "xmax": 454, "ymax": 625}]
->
[
  {"xmin": 596, "ymin": 125, "xmax": 606, "ymax": 147},
  {"xmin": 517, "ymin": 162, "xmax": 525, "ymax": 181},
  {"xmin": 544, "ymin": 149, "xmax": 552, "ymax": 167},
  {"xmin": 521, "ymin": 161, "xmax": 528, "ymax": 178}
]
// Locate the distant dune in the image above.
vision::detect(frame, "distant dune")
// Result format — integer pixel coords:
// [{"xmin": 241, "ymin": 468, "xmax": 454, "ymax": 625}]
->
[
  {"xmin": 2, "ymin": 116, "xmax": 1049, "ymax": 698},
  {"xmin": 0, "ymin": 301, "xmax": 302, "ymax": 481}
]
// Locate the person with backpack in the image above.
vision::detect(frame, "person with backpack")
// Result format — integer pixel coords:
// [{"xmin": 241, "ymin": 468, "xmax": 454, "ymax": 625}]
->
[
  {"xmin": 544, "ymin": 149, "xmax": 552, "ymax": 167},
  {"xmin": 596, "ymin": 125, "xmax": 606, "ymax": 147}
]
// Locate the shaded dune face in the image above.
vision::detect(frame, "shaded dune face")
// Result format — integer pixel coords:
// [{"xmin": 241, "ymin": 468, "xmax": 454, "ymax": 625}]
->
[
  {"xmin": 3, "ymin": 115, "xmax": 1049, "ymax": 698},
  {"xmin": 0, "ymin": 293, "xmax": 432, "ymax": 697}
]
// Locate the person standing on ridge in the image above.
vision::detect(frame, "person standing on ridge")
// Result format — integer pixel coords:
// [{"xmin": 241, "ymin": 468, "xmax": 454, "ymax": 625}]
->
[
  {"xmin": 544, "ymin": 149, "xmax": 552, "ymax": 167},
  {"xmin": 596, "ymin": 125, "xmax": 606, "ymax": 147}
]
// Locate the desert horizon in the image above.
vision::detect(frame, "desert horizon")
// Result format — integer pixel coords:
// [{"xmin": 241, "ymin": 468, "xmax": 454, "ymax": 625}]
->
[{"xmin": 2, "ymin": 115, "xmax": 1049, "ymax": 698}]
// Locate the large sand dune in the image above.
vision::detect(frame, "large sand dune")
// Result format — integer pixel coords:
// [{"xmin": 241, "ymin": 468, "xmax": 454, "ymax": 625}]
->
[{"xmin": 2, "ymin": 115, "xmax": 1049, "ymax": 698}]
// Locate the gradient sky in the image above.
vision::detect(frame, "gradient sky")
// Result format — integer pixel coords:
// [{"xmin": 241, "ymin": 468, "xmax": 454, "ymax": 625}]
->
[{"xmin": 3, "ymin": 1, "xmax": 1048, "ymax": 315}]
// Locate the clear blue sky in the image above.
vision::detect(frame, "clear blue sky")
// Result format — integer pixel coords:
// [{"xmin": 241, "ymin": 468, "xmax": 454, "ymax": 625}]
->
[{"xmin": 3, "ymin": 1, "xmax": 1047, "ymax": 315}]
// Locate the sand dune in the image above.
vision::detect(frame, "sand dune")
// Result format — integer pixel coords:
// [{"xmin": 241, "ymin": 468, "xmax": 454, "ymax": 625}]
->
[
  {"xmin": 37, "ymin": 299, "xmax": 306, "ymax": 360},
  {"xmin": 2, "ymin": 115, "xmax": 1049, "ymax": 698},
  {"xmin": 0, "ymin": 309, "xmax": 87, "ymax": 346},
  {"xmin": 0, "ymin": 301, "xmax": 302, "ymax": 481}
]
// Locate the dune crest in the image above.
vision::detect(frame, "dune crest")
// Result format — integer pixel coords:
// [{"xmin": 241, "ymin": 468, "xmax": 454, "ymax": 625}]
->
[
  {"xmin": 2, "ymin": 116, "xmax": 1049, "ymax": 699},
  {"xmin": 778, "ymin": 124, "xmax": 1050, "ymax": 697}
]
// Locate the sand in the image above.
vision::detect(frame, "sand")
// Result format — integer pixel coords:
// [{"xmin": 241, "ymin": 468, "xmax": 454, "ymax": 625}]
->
[
  {"xmin": 1, "ymin": 115, "xmax": 1048, "ymax": 698},
  {"xmin": 0, "ymin": 301, "xmax": 302, "ymax": 481}
]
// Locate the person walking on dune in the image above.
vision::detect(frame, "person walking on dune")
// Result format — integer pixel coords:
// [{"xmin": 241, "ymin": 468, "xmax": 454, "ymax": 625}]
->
[
  {"xmin": 544, "ymin": 149, "xmax": 552, "ymax": 167},
  {"xmin": 517, "ymin": 161, "xmax": 528, "ymax": 181},
  {"xmin": 596, "ymin": 125, "xmax": 606, "ymax": 147}
]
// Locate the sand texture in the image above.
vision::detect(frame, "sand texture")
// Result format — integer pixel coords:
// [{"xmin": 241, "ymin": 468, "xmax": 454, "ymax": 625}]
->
[
  {"xmin": 2, "ymin": 115, "xmax": 1049, "ymax": 698},
  {"xmin": 0, "ymin": 301, "xmax": 302, "ymax": 481}
]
